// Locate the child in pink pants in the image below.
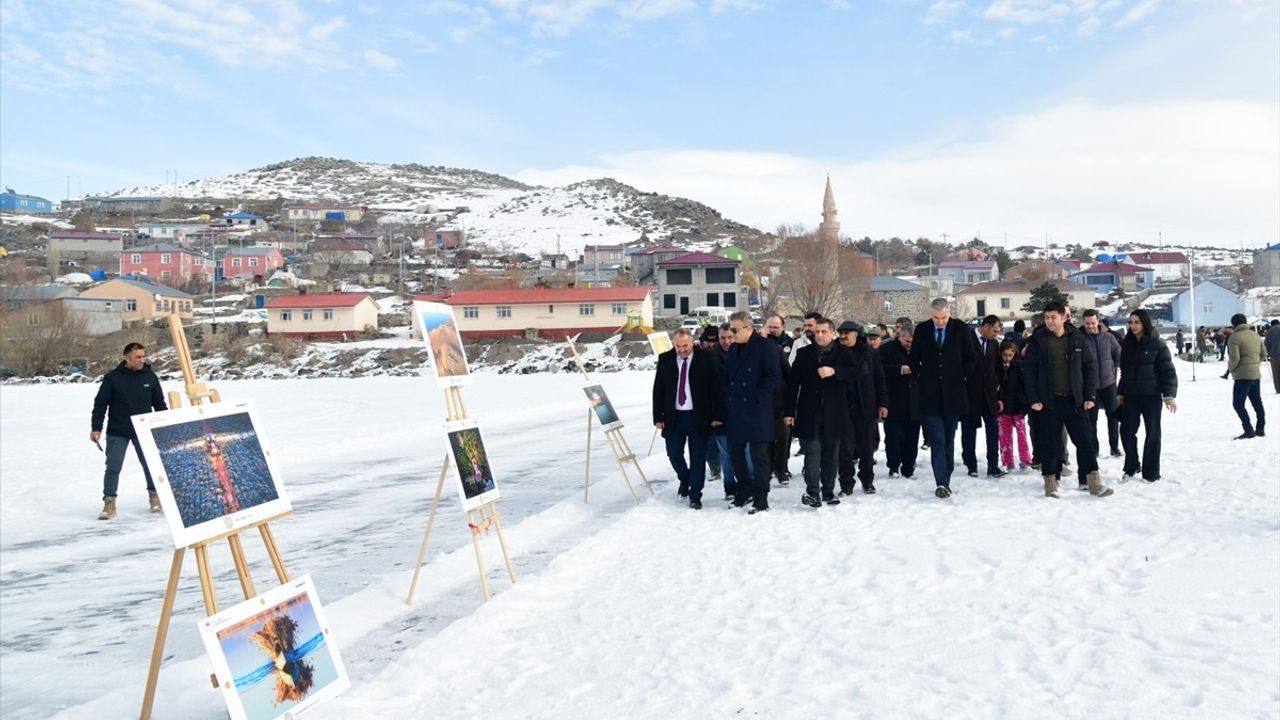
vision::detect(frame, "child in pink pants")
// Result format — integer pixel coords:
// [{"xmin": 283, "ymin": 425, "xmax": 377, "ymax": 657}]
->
[{"xmin": 997, "ymin": 341, "xmax": 1032, "ymax": 469}]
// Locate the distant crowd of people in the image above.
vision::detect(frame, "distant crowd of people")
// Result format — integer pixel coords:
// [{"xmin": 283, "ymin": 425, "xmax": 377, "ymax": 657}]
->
[{"xmin": 653, "ymin": 302, "xmax": 1275, "ymax": 512}]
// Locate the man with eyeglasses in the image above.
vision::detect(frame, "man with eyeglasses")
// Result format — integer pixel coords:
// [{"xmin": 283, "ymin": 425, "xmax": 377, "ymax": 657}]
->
[
  {"xmin": 763, "ymin": 313, "xmax": 795, "ymax": 487},
  {"xmin": 725, "ymin": 311, "xmax": 782, "ymax": 514}
]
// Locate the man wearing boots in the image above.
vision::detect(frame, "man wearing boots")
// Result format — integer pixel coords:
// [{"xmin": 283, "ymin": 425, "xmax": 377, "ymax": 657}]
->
[
  {"xmin": 726, "ymin": 311, "xmax": 782, "ymax": 514},
  {"xmin": 835, "ymin": 321, "xmax": 888, "ymax": 496},
  {"xmin": 90, "ymin": 342, "xmax": 168, "ymax": 519},
  {"xmin": 1022, "ymin": 302, "xmax": 1113, "ymax": 499},
  {"xmin": 653, "ymin": 328, "xmax": 724, "ymax": 509},
  {"xmin": 763, "ymin": 313, "xmax": 794, "ymax": 487}
]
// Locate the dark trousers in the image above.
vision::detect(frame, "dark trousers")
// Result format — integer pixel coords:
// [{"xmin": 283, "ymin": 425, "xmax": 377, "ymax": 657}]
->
[
  {"xmin": 800, "ymin": 436, "xmax": 839, "ymax": 499},
  {"xmin": 770, "ymin": 424, "xmax": 792, "ymax": 481},
  {"xmin": 102, "ymin": 434, "xmax": 155, "ymax": 499},
  {"xmin": 1120, "ymin": 394, "xmax": 1163, "ymax": 480},
  {"xmin": 1271, "ymin": 357, "xmax": 1280, "ymax": 394},
  {"xmin": 838, "ymin": 413, "xmax": 877, "ymax": 491},
  {"xmin": 920, "ymin": 415, "xmax": 959, "ymax": 488},
  {"xmin": 884, "ymin": 419, "xmax": 920, "ymax": 476},
  {"xmin": 961, "ymin": 412, "xmax": 1000, "ymax": 473},
  {"xmin": 1089, "ymin": 383, "xmax": 1121, "ymax": 455},
  {"xmin": 730, "ymin": 441, "xmax": 772, "ymax": 510},
  {"xmin": 1233, "ymin": 379, "xmax": 1266, "ymax": 434},
  {"xmin": 663, "ymin": 411, "xmax": 707, "ymax": 502},
  {"xmin": 705, "ymin": 435, "xmax": 721, "ymax": 478},
  {"xmin": 1033, "ymin": 396, "xmax": 1098, "ymax": 478}
]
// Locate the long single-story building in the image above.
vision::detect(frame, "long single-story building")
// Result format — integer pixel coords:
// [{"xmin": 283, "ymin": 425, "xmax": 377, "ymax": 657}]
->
[
  {"xmin": 265, "ymin": 293, "xmax": 379, "ymax": 339},
  {"xmin": 415, "ymin": 287, "xmax": 654, "ymax": 339}
]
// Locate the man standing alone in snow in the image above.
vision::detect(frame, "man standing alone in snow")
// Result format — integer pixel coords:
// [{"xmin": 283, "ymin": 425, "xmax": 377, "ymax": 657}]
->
[{"xmin": 90, "ymin": 342, "xmax": 168, "ymax": 520}]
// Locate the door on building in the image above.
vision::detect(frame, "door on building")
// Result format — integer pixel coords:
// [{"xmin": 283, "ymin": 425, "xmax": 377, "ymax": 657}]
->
[
  {"xmin": 679, "ymin": 296, "xmax": 690, "ymax": 315},
  {"xmin": 976, "ymin": 299, "xmax": 987, "ymax": 316}
]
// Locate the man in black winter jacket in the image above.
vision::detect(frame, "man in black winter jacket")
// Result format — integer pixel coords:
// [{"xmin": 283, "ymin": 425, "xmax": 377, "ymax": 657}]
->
[
  {"xmin": 90, "ymin": 342, "xmax": 168, "ymax": 519},
  {"xmin": 1022, "ymin": 303, "xmax": 1112, "ymax": 499}
]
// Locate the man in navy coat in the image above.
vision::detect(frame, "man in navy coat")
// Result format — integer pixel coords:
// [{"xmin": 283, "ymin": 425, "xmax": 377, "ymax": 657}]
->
[
  {"xmin": 909, "ymin": 298, "xmax": 977, "ymax": 499},
  {"xmin": 725, "ymin": 311, "xmax": 782, "ymax": 514}
]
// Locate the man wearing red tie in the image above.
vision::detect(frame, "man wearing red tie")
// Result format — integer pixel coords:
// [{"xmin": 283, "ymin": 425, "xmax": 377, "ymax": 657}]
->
[{"xmin": 653, "ymin": 328, "xmax": 725, "ymax": 509}]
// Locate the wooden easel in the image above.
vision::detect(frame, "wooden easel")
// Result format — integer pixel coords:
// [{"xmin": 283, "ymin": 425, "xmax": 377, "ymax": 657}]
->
[
  {"xmin": 139, "ymin": 315, "xmax": 293, "ymax": 720},
  {"xmin": 566, "ymin": 337, "xmax": 654, "ymax": 505},
  {"xmin": 405, "ymin": 384, "xmax": 516, "ymax": 605}
]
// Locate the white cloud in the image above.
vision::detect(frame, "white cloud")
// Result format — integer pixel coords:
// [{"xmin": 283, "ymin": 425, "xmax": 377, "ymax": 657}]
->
[
  {"xmin": 308, "ymin": 15, "xmax": 348, "ymax": 41},
  {"xmin": 515, "ymin": 99, "xmax": 1280, "ymax": 248},
  {"xmin": 924, "ymin": 0, "xmax": 966, "ymax": 25},
  {"xmin": 709, "ymin": 0, "xmax": 770, "ymax": 13},
  {"xmin": 948, "ymin": 28, "xmax": 975, "ymax": 42},
  {"xmin": 620, "ymin": 0, "xmax": 697, "ymax": 21},
  {"xmin": 983, "ymin": 0, "xmax": 1071, "ymax": 25},
  {"xmin": 1077, "ymin": 14, "xmax": 1101, "ymax": 35},
  {"xmin": 1115, "ymin": 0, "xmax": 1160, "ymax": 27},
  {"xmin": 363, "ymin": 48, "xmax": 400, "ymax": 70}
]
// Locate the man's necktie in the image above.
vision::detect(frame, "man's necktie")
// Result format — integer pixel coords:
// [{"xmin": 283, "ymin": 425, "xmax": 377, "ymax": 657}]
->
[
  {"xmin": 936, "ymin": 327, "xmax": 943, "ymax": 346},
  {"xmin": 677, "ymin": 357, "xmax": 688, "ymax": 406}
]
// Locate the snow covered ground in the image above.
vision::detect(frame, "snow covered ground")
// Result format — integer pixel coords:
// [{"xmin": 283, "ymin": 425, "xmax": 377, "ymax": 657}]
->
[{"xmin": 1, "ymin": 360, "xmax": 1277, "ymax": 719}]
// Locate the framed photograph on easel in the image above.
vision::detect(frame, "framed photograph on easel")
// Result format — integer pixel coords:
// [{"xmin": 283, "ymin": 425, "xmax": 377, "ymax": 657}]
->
[
  {"xmin": 414, "ymin": 300, "xmax": 470, "ymax": 387},
  {"xmin": 197, "ymin": 574, "xmax": 349, "ymax": 720},
  {"xmin": 133, "ymin": 399, "xmax": 292, "ymax": 549},
  {"xmin": 444, "ymin": 419, "xmax": 500, "ymax": 512},
  {"xmin": 583, "ymin": 383, "xmax": 623, "ymax": 430},
  {"xmin": 647, "ymin": 330, "xmax": 672, "ymax": 356}
]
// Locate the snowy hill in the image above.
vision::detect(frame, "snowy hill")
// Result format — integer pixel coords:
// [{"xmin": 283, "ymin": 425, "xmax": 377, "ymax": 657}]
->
[{"xmin": 105, "ymin": 157, "xmax": 765, "ymax": 256}]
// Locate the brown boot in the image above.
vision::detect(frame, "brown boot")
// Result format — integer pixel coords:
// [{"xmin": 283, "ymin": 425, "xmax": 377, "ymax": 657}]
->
[
  {"xmin": 1043, "ymin": 474, "xmax": 1059, "ymax": 498},
  {"xmin": 97, "ymin": 497, "xmax": 117, "ymax": 520},
  {"xmin": 148, "ymin": 490, "xmax": 162, "ymax": 513},
  {"xmin": 1087, "ymin": 471, "xmax": 1114, "ymax": 497}
]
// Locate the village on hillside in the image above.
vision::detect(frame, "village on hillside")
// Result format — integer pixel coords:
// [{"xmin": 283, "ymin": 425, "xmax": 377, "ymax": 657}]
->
[{"xmin": 2, "ymin": 177, "xmax": 1278, "ymax": 380}]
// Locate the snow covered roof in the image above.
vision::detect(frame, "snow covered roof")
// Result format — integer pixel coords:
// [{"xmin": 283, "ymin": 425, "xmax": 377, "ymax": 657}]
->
[
  {"xmin": 1127, "ymin": 251, "xmax": 1189, "ymax": 265},
  {"xmin": 267, "ymin": 293, "xmax": 372, "ymax": 309},
  {"xmin": 1072, "ymin": 261, "xmax": 1153, "ymax": 276},
  {"xmin": 870, "ymin": 276, "xmax": 927, "ymax": 292},
  {"xmin": 938, "ymin": 260, "xmax": 996, "ymax": 269},
  {"xmin": 127, "ymin": 243, "xmax": 205, "ymax": 254},
  {"xmin": 109, "ymin": 277, "xmax": 192, "ymax": 297}
]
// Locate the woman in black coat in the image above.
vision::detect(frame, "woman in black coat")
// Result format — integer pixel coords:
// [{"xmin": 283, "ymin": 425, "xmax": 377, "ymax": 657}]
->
[{"xmin": 1117, "ymin": 309, "xmax": 1178, "ymax": 482}]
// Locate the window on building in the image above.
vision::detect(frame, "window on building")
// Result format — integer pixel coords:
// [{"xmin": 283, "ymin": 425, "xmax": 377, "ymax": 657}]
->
[
  {"xmin": 1204, "ymin": 302, "xmax": 1213, "ymax": 313},
  {"xmin": 131, "ymin": 254, "xmax": 141, "ymax": 264},
  {"xmin": 27, "ymin": 313, "xmax": 39, "ymax": 326},
  {"xmin": 160, "ymin": 271, "xmax": 171, "ymax": 281},
  {"xmin": 463, "ymin": 306, "xmax": 479, "ymax": 319},
  {"xmin": 249, "ymin": 257, "xmax": 259, "ymax": 267},
  {"xmin": 323, "ymin": 308, "xmax": 334, "ymax": 320},
  {"xmin": 579, "ymin": 303, "xmax": 595, "ymax": 316},
  {"xmin": 663, "ymin": 294, "xmax": 676, "ymax": 309},
  {"xmin": 665, "ymin": 268, "xmax": 692, "ymax": 285},
  {"xmin": 104, "ymin": 302, "xmax": 113, "ymax": 310},
  {"xmin": 281, "ymin": 310, "xmax": 292, "ymax": 321},
  {"xmin": 611, "ymin": 302, "xmax": 626, "ymax": 315},
  {"xmin": 723, "ymin": 292, "xmax": 737, "ymax": 308},
  {"xmin": 126, "ymin": 299, "xmax": 137, "ymax": 312},
  {"xmin": 1000, "ymin": 298, "xmax": 1011, "ymax": 309},
  {"xmin": 497, "ymin": 305, "xmax": 512, "ymax": 319},
  {"xmin": 161, "ymin": 300, "xmax": 169, "ymax": 312},
  {"xmin": 232, "ymin": 258, "xmax": 242, "ymax": 267},
  {"xmin": 548, "ymin": 305, "xmax": 554, "ymax": 314},
  {"xmin": 705, "ymin": 267, "xmax": 735, "ymax": 284},
  {"xmin": 302, "ymin": 309, "xmax": 313, "ymax": 321},
  {"xmin": 707, "ymin": 293, "xmax": 720, "ymax": 306},
  {"xmin": 160, "ymin": 253, "xmax": 171, "ymax": 264}
]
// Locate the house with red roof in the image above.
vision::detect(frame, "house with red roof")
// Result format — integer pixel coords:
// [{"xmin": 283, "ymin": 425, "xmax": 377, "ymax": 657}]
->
[
  {"xmin": 120, "ymin": 243, "xmax": 215, "ymax": 286},
  {"xmin": 655, "ymin": 251, "xmax": 742, "ymax": 317},
  {"xmin": 265, "ymin": 293, "xmax": 378, "ymax": 339},
  {"xmin": 1125, "ymin": 251, "xmax": 1189, "ymax": 282},
  {"xmin": 414, "ymin": 286, "xmax": 654, "ymax": 339}
]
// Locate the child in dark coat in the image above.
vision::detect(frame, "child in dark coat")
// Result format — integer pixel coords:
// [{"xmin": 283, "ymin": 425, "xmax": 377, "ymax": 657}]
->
[{"xmin": 997, "ymin": 340, "xmax": 1032, "ymax": 470}]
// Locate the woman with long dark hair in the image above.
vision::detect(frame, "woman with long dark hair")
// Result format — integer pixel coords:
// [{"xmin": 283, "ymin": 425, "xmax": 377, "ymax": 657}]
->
[{"xmin": 1117, "ymin": 309, "xmax": 1178, "ymax": 482}]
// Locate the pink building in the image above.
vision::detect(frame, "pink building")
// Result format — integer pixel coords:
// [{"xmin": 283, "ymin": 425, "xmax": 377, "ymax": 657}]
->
[
  {"xmin": 119, "ymin": 243, "xmax": 215, "ymax": 286},
  {"xmin": 222, "ymin": 247, "xmax": 286, "ymax": 280}
]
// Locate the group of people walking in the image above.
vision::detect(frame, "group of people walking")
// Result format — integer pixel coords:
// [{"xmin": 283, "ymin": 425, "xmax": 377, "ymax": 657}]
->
[{"xmin": 651, "ymin": 298, "xmax": 1260, "ymax": 511}]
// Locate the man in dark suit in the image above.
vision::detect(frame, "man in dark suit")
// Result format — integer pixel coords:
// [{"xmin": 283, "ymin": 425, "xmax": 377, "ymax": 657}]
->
[
  {"xmin": 909, "ymin": 298, "xmax": 978, "ymax": 499},
  {"xmin": 784, "ymin": 318, "xmax": 852, "ymax": 507},
  {"xmin": 961, "ymin": 314, "xmax": 1008, "ymax": 478},
  {"xmin": 725, "ymin": 311, "xmax": 782, "ymax": 514},
  {"xmin": 836, "ymin": 320, "xmax": 888, "ymax": 495},
  {"xmin": 763, "ymin": 313, "xmax": 794, "ymax": 487},
  {"xmin": 652, "ymin": 328, "xmax": 724, "ymax": 509},
  {"xmin": 880, "ymin": 320, "xmax": 920, "ymax": 479}
]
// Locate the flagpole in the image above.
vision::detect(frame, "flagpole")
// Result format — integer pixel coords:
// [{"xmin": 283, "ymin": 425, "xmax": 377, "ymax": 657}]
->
[{"xmin": 1188, "ymin": 248, "xmax": 1197, "ymax": 382}]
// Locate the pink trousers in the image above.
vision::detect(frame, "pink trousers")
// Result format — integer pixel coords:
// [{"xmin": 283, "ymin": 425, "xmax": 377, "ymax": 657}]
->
[{"xmin": 998, "ymin": 414, "xmax": 1032, "ymax": 468}]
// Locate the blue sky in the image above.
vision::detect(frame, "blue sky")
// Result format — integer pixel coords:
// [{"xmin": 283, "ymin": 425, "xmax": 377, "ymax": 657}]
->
[{"xmin": 1, "ymin": 0, "xmax": 1276, "ymax": 247}]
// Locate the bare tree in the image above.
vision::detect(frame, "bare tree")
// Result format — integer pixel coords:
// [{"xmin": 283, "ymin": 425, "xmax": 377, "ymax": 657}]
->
[
  {"xmin": 770, "ymin": 234, "xmax": 874, "ymax": 320},
  {"xmin": 0, "ymin": 300, "xmax": 89, "ymax": 376}
]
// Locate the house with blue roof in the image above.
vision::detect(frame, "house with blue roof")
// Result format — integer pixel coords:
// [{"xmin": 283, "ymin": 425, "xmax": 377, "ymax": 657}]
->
[{"xmin": 1, "ymin": 188, "xmax": 54, "ymax": 214}]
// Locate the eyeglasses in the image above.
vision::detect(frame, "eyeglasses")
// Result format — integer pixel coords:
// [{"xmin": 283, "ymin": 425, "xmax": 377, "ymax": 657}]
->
[{"xmin": 730, "ymin": 326, "xmax": 749, "ymax": 333}]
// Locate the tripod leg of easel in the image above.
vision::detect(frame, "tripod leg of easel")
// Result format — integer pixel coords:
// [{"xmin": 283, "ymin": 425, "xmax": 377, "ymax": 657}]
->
[
  {"xmin": 258, "ymin": 523, "xmax": 290, "ymax": 583},
  {"xmin": 648, "ymin": 425, "xmax": 659, "ymax": 456},
  {"xmin": 193, "ymin": 544, "xmax": 219, "ymax": 615},
  {"xmin": 226, "ymin": 534, "xmax": 257, "ymax": 599},
  {"xmin": 488, "ymin": 504, "xmax": 517, "ymax": 583},
  {"xmin": 468, "ymin": 509, "xmax": 492, "ymax": 602},
  {"xmin": 618, "ymin": 432, "xmax": 654, "ymax": 496},
  {"xmin": 406, "ymin": 459, "xmax": 449, "ymax": 605},
  {"xmin": 608, "ymin": 430, "xmax": 640, "ymax": 504},
  {"xmin": 584, "ymin": 410, "xmax": 593, "ymax": 504},
  {"xmin": 139, "ymin": 547, "xmax": 185, "ymax": 720}
]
